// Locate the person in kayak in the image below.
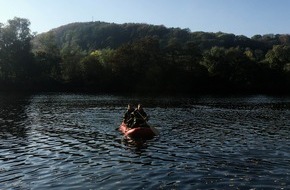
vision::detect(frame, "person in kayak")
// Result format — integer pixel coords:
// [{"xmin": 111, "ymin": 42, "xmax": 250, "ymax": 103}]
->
[
  {"xmin": 132, "ymin": 104, "xmax": 149, "ymax": 128},
  {"xmin": 123, "ymin": 104, "xmax": 134, "ymax": 127}
]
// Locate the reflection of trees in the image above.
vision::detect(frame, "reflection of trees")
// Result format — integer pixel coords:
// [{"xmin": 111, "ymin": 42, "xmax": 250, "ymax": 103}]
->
[{"xmin": 0, "ymin": 93, "xmax": 30, "ymax": 138}]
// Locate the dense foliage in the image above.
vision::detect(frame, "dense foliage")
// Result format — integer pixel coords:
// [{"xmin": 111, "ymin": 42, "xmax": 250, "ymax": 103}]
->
[{"xmin": 1, "ymin": 17, "xmax": 290, "ymax": 93}]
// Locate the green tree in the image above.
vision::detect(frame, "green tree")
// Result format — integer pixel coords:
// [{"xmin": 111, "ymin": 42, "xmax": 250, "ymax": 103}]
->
[
  {"xmin": 0, "ymin": 17, "xmax": 34, "ymax": 81},
  {"xmin": 217, "ymin": 33, "xmax": 236, "ymax": 48},
  {"xmin": 265, "ymin": 45, "xmax": 290, "ymax": 71},
  {"xmin": 81, "ymin": 51, "xmax": 104, "ymax": 87},
  {"xmin": 80, "ymin": 49, "xmax": 114, "ymax": 90},
  {"xmin": 111, "ymin": 37, "xmax": 164, "ymax": 92},
  {"xmin": 33, "ymin": 31, "xmax": 61, "ymax": 81},
  {"xmin": 202, "ymin": 46, "xmax": 231, "ymax": 79},
  {"xmin": 60, "ymin": 44, "xmax": 85, "ymax": 84},
  {"xmin": 201, "ymin": 46, "xmax": 259, "ymax": 90},
  {"xmin": 165, "ymin": 38, "xmax": 182, "ymax": 64},
  {"xmin": 183, "ymin": 42, "xmax": 203, "ymax": 71},
  {"xmin": 263, "ymin": 45, "xmax": 290, "ymax": 91},
  {"xmin": 227, "ymin": 47, "xmax": 258, "ymax": 86}
]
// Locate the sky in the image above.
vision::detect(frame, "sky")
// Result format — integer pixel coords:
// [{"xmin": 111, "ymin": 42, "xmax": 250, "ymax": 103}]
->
[{"xmin": 0, "ymin": 0, "xmax": 290, "ymax": 37}]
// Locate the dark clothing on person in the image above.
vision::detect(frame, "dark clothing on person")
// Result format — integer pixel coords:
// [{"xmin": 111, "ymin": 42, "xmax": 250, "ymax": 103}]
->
[
  {"xmin": 132, "ymin": 108, "xmax": 149, "ymax": 128},
  {"xmin": 123, "ymin": 108, "xmax": 134, "ymax": 127}
]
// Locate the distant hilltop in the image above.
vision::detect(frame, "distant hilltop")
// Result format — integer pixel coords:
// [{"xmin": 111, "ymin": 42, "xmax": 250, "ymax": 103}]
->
[{"xmin": 33, "ymin": 21, "xmax": 290, "ymax": 52}]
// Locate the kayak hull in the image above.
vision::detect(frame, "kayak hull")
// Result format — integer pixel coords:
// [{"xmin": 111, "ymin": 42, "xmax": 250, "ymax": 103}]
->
[{"xmin": 119, "ymin": 122, "xmax": 156, "ymax": 139}]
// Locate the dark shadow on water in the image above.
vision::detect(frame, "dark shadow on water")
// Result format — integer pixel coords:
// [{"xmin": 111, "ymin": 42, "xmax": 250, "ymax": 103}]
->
[
  {"xmin": 0, "ymin": 92, "xmax": 31, "ymax": 138},
  {"xmin": 121, "ymin": 137, "xmax": 149, "ymax": 154}
]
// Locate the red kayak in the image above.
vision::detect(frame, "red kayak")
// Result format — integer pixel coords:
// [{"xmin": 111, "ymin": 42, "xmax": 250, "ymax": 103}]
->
[{"xmin": 119, "ymin": 122, "xmax": 158, "ymax": 139}]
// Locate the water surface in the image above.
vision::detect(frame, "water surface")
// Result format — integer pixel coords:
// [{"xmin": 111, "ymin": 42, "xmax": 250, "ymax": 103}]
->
[{"xmin": 0, "ymin": 93, "xmax": 289, "ymax": 189}]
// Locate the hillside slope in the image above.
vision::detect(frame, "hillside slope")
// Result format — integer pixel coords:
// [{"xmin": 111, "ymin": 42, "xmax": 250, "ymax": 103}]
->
[{"xmin": 33, "ymin": 21, "xmax": 289, "ymax": 52}]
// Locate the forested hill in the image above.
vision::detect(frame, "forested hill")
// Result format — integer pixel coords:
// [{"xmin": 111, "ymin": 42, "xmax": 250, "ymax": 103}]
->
[
  {"xmin": 48, "ymin": 21, "xmax": 191, "ymax": 50},
  {"xmin": 1, "ymin": 18, "xmax": 290, "ymax": 93},
  {"xmin": 34, "ymin": 21, "xmax": 289, "ymax": 52},
  {"xmin": 34, "ymin": 21, "xmax": 192, "ymax": 51}
]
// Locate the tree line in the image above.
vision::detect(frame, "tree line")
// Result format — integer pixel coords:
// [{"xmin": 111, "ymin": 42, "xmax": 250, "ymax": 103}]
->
[{"xmin": 1, "ymin": 17, "xmax": 290, "ymax": 94}]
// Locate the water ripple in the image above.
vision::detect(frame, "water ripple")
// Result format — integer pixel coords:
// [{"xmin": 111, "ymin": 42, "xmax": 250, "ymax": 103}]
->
[{"xmin": 0, "ymin": 93, "xmax": 289, "ymax": 189}]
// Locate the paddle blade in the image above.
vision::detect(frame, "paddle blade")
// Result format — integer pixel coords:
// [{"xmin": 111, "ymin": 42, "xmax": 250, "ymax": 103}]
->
[{"xmin": 150, "ymin": 126, "xmax": 160, "ymax": 135}]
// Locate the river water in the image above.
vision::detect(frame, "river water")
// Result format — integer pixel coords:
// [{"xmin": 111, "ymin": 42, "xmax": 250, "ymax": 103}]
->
[{"xmin": 0, "ymin": 93, "xmax": 289, "ymax": 189}]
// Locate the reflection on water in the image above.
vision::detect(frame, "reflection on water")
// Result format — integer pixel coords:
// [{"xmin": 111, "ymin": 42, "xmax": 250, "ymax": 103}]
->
[
  {"xmin": 0, "ymin": 93, "xmax": 289, "ymax": 189},
  {"xmin": 0, "ymin": 93, "xmax": 30, "ymax": 138}
]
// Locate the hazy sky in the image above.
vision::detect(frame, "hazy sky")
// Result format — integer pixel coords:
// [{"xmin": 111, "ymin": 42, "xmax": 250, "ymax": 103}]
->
[{"xmin": 1, "ymin": 0, "xmax": 289, "ymax": 37}]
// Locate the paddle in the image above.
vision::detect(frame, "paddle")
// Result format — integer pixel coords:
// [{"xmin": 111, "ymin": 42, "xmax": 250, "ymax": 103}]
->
[
  {"xmin": 135, "ymin": 110, "xmax": 159, "ymax": 136},
  {"xmin": 149, "ymin": 124, "xmax": 160, "ymax": 135}
]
